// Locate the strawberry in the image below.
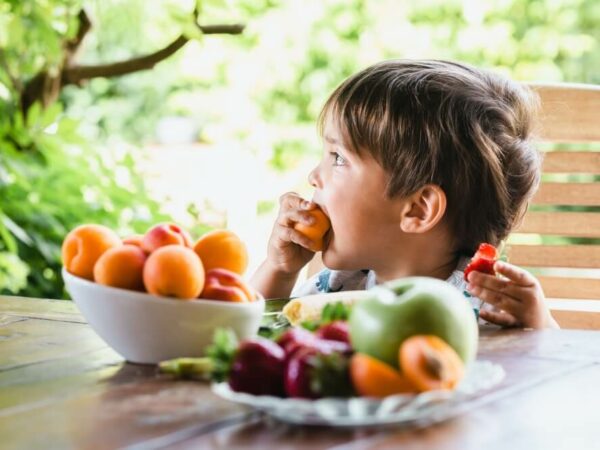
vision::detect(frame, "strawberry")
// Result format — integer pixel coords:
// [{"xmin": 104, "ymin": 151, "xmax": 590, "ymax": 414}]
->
[
  {"xmin": 228, "ymin": 337, "xmax": 286, "ymax": 396},
  {"xmin": 284, "ymin": 348, "xmax": 354, "ymax": 399},
  {"xmin": 315, "ymin": 320, "xmax": 350, "ymax": 344},
  {"xmin": 464, "ymin": 243, "xmax": 499, "ymax": 281}
]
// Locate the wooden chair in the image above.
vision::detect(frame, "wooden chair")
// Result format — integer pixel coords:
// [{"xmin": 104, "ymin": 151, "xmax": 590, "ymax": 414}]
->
[
  {"xmin": 507, "ymin": 82, "xmax": 600, "ymax": 329},
  {"xmin": 306, "ymin": 82, "xmax": 600, "ymax": 329}
]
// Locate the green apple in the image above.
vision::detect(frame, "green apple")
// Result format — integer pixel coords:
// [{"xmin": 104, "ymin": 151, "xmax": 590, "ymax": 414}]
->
[{"xmin": 349, "ymin": 277, "xmax": 478, "ymax": 368}]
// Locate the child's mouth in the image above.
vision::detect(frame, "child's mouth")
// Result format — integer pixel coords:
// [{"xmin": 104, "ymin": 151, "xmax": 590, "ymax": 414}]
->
[{"xmin": 322, "ymin": 228, "xmax": 332, "ymax": 251}]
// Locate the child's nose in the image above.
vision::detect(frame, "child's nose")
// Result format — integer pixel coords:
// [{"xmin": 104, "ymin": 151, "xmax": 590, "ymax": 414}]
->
[{"xmin": 308, "ymin": 165, "xmax": 321, "ymax": 188}]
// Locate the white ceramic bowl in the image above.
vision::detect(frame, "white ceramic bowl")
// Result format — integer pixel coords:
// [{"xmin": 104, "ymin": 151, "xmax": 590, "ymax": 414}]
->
[{"xmin": 62, "ymin": 268, "xmax": 265, "ymax": 364}]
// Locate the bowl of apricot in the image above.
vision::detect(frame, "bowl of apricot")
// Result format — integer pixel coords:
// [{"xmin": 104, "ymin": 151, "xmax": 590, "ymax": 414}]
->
[{"xmin": 62, "ymin": 223, "xmax": 264, "ymax": 364}]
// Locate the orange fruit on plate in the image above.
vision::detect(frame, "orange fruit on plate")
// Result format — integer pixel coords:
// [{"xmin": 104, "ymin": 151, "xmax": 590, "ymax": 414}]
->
[
  {"xmin": 350, "ymin": 353, "xmax": 417, "ymax": 398},
  {"xmin": 399, "ymin": 335, "xmax": 465, "ymax": 392}
]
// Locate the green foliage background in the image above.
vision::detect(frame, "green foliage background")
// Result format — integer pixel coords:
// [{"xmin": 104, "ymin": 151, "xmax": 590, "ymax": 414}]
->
[{"xmin": 0, "ymin": 0, "xmax": 598, "ymax": 298}]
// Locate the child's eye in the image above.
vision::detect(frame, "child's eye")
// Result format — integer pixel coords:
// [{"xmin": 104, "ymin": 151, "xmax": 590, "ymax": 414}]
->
[{"xmin": 330, "ymin": 152, "xmax": 346, "ymax": 166}]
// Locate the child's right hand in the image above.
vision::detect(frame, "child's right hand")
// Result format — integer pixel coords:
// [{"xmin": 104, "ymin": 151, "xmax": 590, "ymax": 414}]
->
[{"xmin": 265, "ymin": 192, "xmax": 322, "ymax": 275}]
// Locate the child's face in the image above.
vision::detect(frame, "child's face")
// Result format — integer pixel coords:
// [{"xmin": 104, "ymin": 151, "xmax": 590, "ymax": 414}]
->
[{"xmin": 308, "ymin": 120, "xmax": 406, "ymax": 271}]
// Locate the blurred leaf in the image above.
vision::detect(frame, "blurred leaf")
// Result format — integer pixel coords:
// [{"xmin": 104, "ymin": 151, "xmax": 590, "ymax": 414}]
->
[{"xmin": 0, "ymin": 251, "xmax": 29, "ymax": 294}]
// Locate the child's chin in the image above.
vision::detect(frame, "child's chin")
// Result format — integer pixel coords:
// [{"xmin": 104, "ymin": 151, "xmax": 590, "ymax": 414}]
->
[{"xmin": 321, "ymin": 249, "xmax": 356, "ymax": 271}]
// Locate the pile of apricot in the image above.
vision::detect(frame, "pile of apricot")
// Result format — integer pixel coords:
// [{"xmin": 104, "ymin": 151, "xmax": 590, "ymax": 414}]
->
[{"xmin": 62, "ymin": 223, "xmax": 257, "ymax": 302}]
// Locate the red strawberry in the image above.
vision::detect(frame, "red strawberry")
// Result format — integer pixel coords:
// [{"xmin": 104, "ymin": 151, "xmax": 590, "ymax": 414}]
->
[
  {"xmin": 284, "ymin": 348, "xmax": 354, "ymax": 399},
  {"xmin": 464, "ymin": 243, "xmax": 499, "ymax": 281},
  {"xmin": 315, "ymin": 320, "xmax": 350, "ymax": 344},
  {"xmin": 276, "ymin": 327, "xmax": 316, "ymax": 354},
  {"xmin": 228, "ymin": 338, "xmax": 286, "ymax": 396}
]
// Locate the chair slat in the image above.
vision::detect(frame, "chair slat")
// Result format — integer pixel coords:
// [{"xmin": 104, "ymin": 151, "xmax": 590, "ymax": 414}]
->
[
  {"xmin": 515, "ymin": 212, "xmax": 600, "ymax": 238},
  {"xmin": 532, "ymin": 183, "xmax": 600, "ymax": 206},
  {"xmin": 507, "ymin": 244, "xmax": 600, "ymax": 268},
  {"xmin": 529, "ymin": 83, "xmax": 600, "ymax": 142},
  {"xmin": 551, "ymin": 310, "xmax": 600, "ymax": 330},
  {"xmin": 541, "ymin": 151, "xmax": 600, "ymax": 174},
  {"xmin": 538, "ymin": 276, "xmax": 600, "ymax": 300}
]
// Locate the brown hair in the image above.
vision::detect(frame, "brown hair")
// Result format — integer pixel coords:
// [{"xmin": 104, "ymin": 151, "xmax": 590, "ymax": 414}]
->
[{"xmin": 318, "ymin": 59, "xmax": 542, "ymax": 256}]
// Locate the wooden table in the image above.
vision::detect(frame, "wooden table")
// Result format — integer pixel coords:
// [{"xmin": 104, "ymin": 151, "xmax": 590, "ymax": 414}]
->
[{"xmin": 1, "ymin": 296, "xmax": 599, "ymax": 450}]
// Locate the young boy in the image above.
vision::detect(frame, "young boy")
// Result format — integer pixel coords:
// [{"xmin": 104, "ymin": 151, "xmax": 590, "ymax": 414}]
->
[{"xmin": 250, "ymin": 59, "xmax": 558, "ymax": 329}]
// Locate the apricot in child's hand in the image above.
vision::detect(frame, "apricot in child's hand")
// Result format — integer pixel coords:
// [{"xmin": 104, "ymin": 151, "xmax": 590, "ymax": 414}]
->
[{"xmin": 293, "ymin": 207, "xmax": 331, "ymax": 251}]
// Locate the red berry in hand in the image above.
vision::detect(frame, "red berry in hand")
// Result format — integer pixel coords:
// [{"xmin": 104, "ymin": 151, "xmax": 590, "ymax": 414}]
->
[{"xmin": 464, "ymin": 243, "xmax": 499, "ymax": 281}]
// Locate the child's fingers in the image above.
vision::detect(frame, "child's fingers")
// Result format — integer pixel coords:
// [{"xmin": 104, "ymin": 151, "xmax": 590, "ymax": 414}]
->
[
  {"xmin": 479, "ymin": 309, "xmax": 520, "ymax": 328},
  {"xmin": 277, "ymin": 227, "xmax": 316, "ymax": 251},
  {"xmin": 493, "ymin": 260, "xmax": 536, "ymax": 288},
  {"xmin": 468, "ymin": 283, "xmax": 521, "ymax": 315},
  {"xmin": 278, "ymin": 192, "xmax": 315, "ymax": 211},
  {"xmin": 278, "ymin": 209, "xmax": 315, "ymax": 227},
  {"xmin": 467, "ymin": 271, "xmax": 522, "ymax": 298}
]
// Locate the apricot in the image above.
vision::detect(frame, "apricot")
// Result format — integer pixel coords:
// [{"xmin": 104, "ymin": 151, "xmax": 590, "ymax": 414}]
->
[
  {"xmin": 122, "ymin": 234, "xmax": 144, "ymax": 248},
  {"xmin": 350, "ymin": 353, "xmax": 417, "ymax": 398},
  {"xmin": 399, "ymin": 335, "xmax": 465, "ymax": 392},
  {"xmin": 62, "ymin": 224, "xmax": 122, "ymax": 280},
  {"xmin": 200, "ymin": 268, "xmax": 256, "ymax": 302},
  {"xmin": 94, "ymin": 245, "xmax": 147, "ymax": 291},
  {"xmin": 293, "ymin": 207, "xmax": 330, "ymax": 251},
  {"xmin": 193, "ymin": 229, "xmax": 248, "ymax": 275},
  {"xmin": 143, "ymin": 246, "xmax": 204, "ymax": 299},
  {"xmin": 141, "ymin": 223, "xmax": 192, "ymax": 254}
]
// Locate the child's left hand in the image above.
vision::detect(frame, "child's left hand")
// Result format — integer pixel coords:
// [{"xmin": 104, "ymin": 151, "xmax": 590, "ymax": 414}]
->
[{"xmin": 466, "ymin": 260, "xmax": 559, "ymax": 329}]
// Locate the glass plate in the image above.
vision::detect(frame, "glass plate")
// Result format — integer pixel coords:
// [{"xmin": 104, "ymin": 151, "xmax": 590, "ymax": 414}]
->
[{"xmin": 211, "ymin": 359, "xmax": 505, "ymax": 427}]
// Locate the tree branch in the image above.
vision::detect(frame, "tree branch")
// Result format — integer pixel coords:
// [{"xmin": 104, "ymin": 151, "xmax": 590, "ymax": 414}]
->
[
  {"xmin": 62, "ymin": 23, "xmax": 244, "ymax": 85},
  {"xmin": 63, "ymin": 9, "xmax": 92, "ymax": 71},
  {"xmin": 66, "ymin": 9, "xmax": 92, "ymax": 55}
]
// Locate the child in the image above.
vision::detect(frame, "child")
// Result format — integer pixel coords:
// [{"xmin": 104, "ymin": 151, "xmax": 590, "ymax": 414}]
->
[{"xmin": 250, "ymin": 59, "xmax": 558, "ymax": 329}]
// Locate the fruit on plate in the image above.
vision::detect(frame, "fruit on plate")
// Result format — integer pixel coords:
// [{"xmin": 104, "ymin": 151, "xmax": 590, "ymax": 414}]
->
[
  {"xmin": 276, "ymin": 327, "xmax": 317, "ymax": 354},
  {"xmin": 315, "ymin": 320, "xmax": 350, "ymax": 344},
  {"xmin": 399, "ymin": 335, "xmax": 465, "ymax": 392},
  {"xmin": 141, "ymin": 222, "xmax": 192, "ymax": 254},
  {"xmin": 228, "ymin": 337, "xmax": 286, "ymax": 396},
  {"xmin": 143, "ymin": 246, "xmax": 205, "ymax": 299},
  {"xmin": 349, "ymin": 277, "xmax": 478, "ymax": 368},
  {"xmin": 193, "ymin": 229, "xmax": 249, "ymax": 275},
  {"xmin": 350, "ymin": 353, "xmax": 417, "ymax": 398},
  {"xmin": 200, "ymin": 268, "xmax": 256, "ymax": 302},
  {"xmin": 284, "ymin": 347, "xmax": 354, "ymax": 399},
  {"xmin": 62, "ymin": 224, "xmax": 122, "ymax": 280},
  {"xmin": 93, "ymin": 244, "xmax": 147, "ymax": 291},
  {"xmin": 282, "ymin": 290, "xmax": 374, "ymax": 326},
  {"xmin": 463, "ymin": 243, "xmax": 499, "ymax": 281},
  {"xmin": 293, "ymin": 206, "xmax": 330, "ymax": 251}
]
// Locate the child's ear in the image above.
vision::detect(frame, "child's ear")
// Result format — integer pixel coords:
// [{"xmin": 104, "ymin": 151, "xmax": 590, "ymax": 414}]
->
[{"xmin": 399, "ymin": 184, "xmax": 447, "ymax": 233}]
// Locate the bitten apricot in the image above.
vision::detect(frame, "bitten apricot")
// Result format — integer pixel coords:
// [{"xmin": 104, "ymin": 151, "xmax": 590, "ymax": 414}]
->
[
  {"xmin": 143, "ymin": 246, "xmax": 204, "ymax": 299},
  {"xmin": 141, "ymin": 223, "xmax": 192, "ymax": 254},
  {"xmin": 94, "ymin": 245, "xmax": 147, "ymax": 291},
  {"xmin": 399, "ymin": 335, "xmax": 465, "ymax": 392},
  {"xmin": 62, "ymin": 224, "xmax": 122, "ymax": 280},
  {"xmin": 193, "ymin": 229, "xmax": 248, "ymax": 275},
  {"xmin": 293, "ymin": 207, "xmax": 330, "ymax": 251},
  {"xmin": 350, "ymin": 353, "xmax": 417, "ymax": 398}
]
